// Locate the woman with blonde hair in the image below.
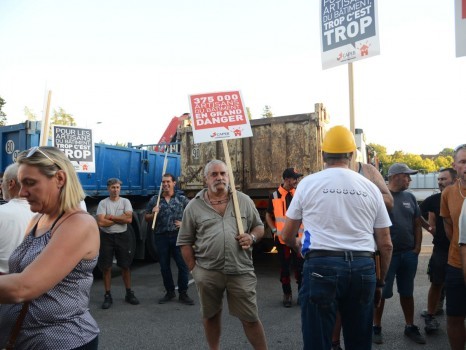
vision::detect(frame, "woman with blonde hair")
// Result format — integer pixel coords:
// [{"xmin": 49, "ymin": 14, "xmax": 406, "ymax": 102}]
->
[{"xmin": 0, "ymin": 146, "xmax": 100, "ymax": 349}]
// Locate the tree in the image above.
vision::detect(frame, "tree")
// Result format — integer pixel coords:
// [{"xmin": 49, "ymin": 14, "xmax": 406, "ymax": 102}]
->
[
  {"xmin": 434, "ymin": 156, "xmax": 453, "ymax": 170},
  {"xmin": 24, "ymin": 106, "xmax": 37, "ymax": 121},
  {"xmin": 262, "ymin": 105, "xmax": 273, "ymax": 118},
  {"xmin": 50, "ymin": 107, "xmax": 76, "ymax": 126},
  {"xmin": 246, "ymin": 107, "xmax": 253, "ymax": 120},
  {"xmin": 438, "ymin": 148, "xmax": 454, "ymax": 158},
  {"xmin": 49, "ymin": 107, "xmax": 76, "ymax": 134},
  {"xmin": 0, "ymin": 96, "xmax": 7, "ymax": 126}
]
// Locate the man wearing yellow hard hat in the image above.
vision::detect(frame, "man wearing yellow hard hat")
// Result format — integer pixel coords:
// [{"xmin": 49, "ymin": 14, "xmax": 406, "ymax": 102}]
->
[{"xmin": 282, "ymin": 125, "xmax": 393, "ymax": 350}]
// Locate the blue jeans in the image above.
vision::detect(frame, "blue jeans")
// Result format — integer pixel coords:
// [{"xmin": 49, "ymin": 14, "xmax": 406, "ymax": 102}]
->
[
  {"xmin": 299, "ymin": 256, "xmax": 376, "ymax": 350},
  {"xmin": 154, "ymin": 233, "xmax": 189, "ymax": 293},
  {"xmin": 382, "ymin": 250, "xmax": 418, "ymax": 298}
]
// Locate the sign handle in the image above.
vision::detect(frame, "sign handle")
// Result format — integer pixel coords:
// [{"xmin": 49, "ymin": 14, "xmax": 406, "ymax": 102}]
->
[
  {"xmin": 348, "ymin": 62, "xmax": 355, "ymax": 135},
  {"xmin": 152, "ymin": 148, "xmax": 169, "ymax": 230},
  {"xmin": 40, "ymin": 90, "xmax": 52, "ymax": 146},
  {"xmin": 221, "ymin": 139, "xmax": 246, "ymax": 246}
]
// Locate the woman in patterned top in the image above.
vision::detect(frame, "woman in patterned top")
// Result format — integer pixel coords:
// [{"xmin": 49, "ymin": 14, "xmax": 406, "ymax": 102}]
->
[{"xmin": 0, "ymin": 146, "xmax": 100, "ymax": 349}]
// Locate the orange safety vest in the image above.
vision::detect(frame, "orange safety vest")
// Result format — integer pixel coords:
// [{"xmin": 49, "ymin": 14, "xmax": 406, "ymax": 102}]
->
[{"xmin": 271, "ymin": 186, "xmax": 303, "ymax": 244}]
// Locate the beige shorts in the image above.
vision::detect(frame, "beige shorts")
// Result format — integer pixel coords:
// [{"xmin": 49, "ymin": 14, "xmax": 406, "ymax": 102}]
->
[{"xmin": 191, "ymin": 265, "xmax": 259, "ymax": 322}]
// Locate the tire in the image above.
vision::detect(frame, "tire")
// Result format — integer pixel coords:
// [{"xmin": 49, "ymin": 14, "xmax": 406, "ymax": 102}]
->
[
  {"xmin": 143, "ymin": 220, "xmax": 159, "ymax": 262},
  {"xmin": 127, "ymin": 224, "xmax": 137, "ymax": 262}
]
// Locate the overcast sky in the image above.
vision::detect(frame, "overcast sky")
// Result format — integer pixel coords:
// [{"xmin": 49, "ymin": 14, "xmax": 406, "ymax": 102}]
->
[{"xmin": 0, "ymin": 0, "xmax": 464, "ymax": 154}]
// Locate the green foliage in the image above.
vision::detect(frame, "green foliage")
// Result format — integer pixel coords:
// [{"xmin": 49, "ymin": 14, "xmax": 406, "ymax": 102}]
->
[
  {"xmin": 49, "ymin": 107, "xmax": 76, "ymax": 135},
  {"xmin": 51, "ymin": 107, "xmax": 76, "ymax": 126},
  {"xmin": 370, "ymin": 143, "xmax": 387, "ymax": 156},
  {"xmin": 435, "ymin": 156, "xmax": 453, "ymax": 169},
  {"xmin": 261, "ymin": 105, "xmax": 273, "ymax": 118},
  {"xmin": 24, "ymin": 106, "xmax": 37, "ymax": 121},
  {"xmin": 438, "ymin": 148, "xmax": 454, "ymax": 158},
  {"xmin": 0, "ymin": 96, "xmax": 7, "ymax": 126},
  {"xmin": 368, "ymin": 143, "xmax": 454, "ymax": 176},
  {"xmin": 246, "ymin": 107, "xmax": 252, "ymax": 120}
]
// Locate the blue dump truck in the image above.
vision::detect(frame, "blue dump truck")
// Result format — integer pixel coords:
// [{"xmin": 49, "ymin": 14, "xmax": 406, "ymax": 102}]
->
[{"xmin": 0, "ymin": 121, "xmax": 181, "ymax": 261}]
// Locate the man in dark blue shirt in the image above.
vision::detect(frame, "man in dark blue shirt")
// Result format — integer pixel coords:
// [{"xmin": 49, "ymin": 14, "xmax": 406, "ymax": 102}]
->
[
  {"xmin": 145, "ymin": 173, "xmax": 193, "ymax": 305},
  {"xmin": 373, "ymin": 163, "xmax": 425, "ymax": 344}
]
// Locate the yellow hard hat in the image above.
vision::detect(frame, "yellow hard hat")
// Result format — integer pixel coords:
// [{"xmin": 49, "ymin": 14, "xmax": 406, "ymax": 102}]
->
[{"xmin": 322, "ymin": 125, "xmax": 356, "ymax": 154}]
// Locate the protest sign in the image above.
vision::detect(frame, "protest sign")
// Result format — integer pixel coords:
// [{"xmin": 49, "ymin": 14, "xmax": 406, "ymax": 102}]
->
[
  {"xmin": 189, "ymin": 90, "xmax": 253, "ymax": 144},
  {"xmin": 455, "ymin": 0, "xmax": 466, "ymax": 57},
  {"xmin": 52, "ymin": 125, "xmax": 95, "ymax": 173},
  {"xmin": 320, "ymin": 0, "xmax": 380, "ymax": 69},
  {"xmin": 188, "ymin": 90, "xmax": 254, "ymax": 240}
]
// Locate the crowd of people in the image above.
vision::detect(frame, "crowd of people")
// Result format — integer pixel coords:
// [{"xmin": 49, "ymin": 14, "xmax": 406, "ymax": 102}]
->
[{"xmin": 0, "ymin": 138, "xmax": 464, "ymax": 349}]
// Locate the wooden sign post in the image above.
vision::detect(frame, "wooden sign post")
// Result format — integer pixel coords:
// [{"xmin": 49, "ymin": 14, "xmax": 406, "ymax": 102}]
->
[{"xmin": 152, "ymin": 148, "xmax": 169, "ymax": 230}]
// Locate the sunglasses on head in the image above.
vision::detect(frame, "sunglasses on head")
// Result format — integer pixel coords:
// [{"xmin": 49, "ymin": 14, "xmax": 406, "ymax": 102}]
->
[
  {"xmin": 26, "ymin": 147, "xmax": 61, "ymax": 169},
  {"xmin": 454, "ymin": 144, "xmax": 466, "ymax": 152}
]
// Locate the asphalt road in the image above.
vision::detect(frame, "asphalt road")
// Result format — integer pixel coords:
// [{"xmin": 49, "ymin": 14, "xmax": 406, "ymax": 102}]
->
[{"xmin": 89, "ymin": 230, "xmax": 451, "ymax": 349}]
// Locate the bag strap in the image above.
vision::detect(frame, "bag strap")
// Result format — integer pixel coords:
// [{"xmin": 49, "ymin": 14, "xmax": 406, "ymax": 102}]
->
[{"xmin": 5, "ymin": 302, "xmax": 29, "ymax": 350}]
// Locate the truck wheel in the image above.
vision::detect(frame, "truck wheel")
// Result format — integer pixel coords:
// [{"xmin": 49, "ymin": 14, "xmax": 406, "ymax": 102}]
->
[
  {"xmin": 127, "ymin": 225, "xmax": 137, "ymax": 262},
  {"xmin": 144, "ymin": 224, "xmax": 159, "ymax": 262}
]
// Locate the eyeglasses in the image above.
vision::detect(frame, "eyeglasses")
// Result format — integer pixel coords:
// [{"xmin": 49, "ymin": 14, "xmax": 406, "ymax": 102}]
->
[
  {"xmin": 454, "ymin": 144, "xmax": 466, "ymax": 152},
  {"xmin": 26, "ymin": 146, "xmax": 61, "ymax": 169}
]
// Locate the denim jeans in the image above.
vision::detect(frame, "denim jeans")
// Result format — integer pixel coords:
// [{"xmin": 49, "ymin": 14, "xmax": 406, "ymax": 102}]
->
[
  {"xmin": 382, "ymin": 250, "xmax": 418, "ymax": 298},
  {"xmin": 154, "ymin": 233, "xmax": 189, "ymax": 293},
  {"xmin": 299, "ymin": 256, "xmax": 376, "ymax": 350}
]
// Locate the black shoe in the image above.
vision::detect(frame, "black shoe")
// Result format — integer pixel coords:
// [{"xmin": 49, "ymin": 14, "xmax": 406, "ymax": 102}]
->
[
  {"xmin": 102, "ymin": 293, "xmax": 113, "ymax": 309},
  {"xmin": 424, "ymin": 315, "xmax": 440, "ymax": 334},
  {"xmin": 179, "ymin": 292, "xmax": 195, "ymax": 305},
  {"xmin": 404, "ymin": 325, "xmax": 426, "ymax": 344},
  {"xmin": 158, "ymin": 291, "xmax": 176, "ymax": 304},
  {"xmin": 125, "ymin": 290, "xmax": 140, "ymax": 305},
  {"xmin": 421, "ymin": 308, "xmax": 444, "ymax": 317},
  {"xmin": 372, "ymin": 325, "xmax": 383, "ymax": 344}
]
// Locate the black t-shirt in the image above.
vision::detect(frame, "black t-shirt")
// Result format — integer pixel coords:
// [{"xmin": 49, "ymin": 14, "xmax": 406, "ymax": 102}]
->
[{"xmin": 419, "ymin": 193, "xmax": 450, "ymax": 252}]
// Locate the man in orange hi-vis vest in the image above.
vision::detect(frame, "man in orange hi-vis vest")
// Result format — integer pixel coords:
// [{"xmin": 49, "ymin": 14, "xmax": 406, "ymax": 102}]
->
[{"xmin": 266, "ymin": 168, "xmax": 304, "ymax": 307}]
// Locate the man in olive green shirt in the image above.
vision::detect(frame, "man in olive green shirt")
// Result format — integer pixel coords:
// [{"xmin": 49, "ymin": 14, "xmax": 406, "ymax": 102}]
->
[{"xmin": 177, "ymin": 159, "xmax": 268, "ymax": 350}]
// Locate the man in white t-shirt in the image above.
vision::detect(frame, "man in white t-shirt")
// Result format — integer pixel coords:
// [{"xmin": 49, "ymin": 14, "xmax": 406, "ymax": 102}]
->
[
  {"xmin": 96, "ymin": 178, "xmax": 139, "ymax": 309},
  {"xmin": 282, "ymin": 125, "xmax": 393, "ymax": 350},
  {"xmin": 0, "ymin": 163, "xmax": 35, "ymax": 274}
]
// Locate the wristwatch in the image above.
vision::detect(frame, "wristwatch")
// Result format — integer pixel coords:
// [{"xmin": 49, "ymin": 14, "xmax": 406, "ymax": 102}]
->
[
  {"xmin": 271, "ymin": 228, "xmax": 277, "ymax": 234},
  {"xmin": 250, "ymin": 233, "xmax": 257, "ymax": 244}
]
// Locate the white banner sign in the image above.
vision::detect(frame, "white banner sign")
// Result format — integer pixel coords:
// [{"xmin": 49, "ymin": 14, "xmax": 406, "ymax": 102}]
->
[
  {"xmin": 320, "ymin": 0, "xmax": 380, "ymax": 69},
  {"xmin": 455, "ymin": 0, "xmax": 466, "ymax": 57},
  {"xmin": 52, "ymin": 125, "xmax": 96, "ymax": 173},
  {"xmin": 188, "ymin": 90, "xmax": 253, "ymax": 144}
]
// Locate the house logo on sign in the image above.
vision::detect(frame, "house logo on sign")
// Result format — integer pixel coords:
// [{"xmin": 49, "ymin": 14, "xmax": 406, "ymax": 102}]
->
[
  {"xmin": 358, "ymin": 41, "xmax": 371, "ymax": 56},
  {"xmin": 232, "ymin": 128, "xmax": 243, "ymax": 137}
]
